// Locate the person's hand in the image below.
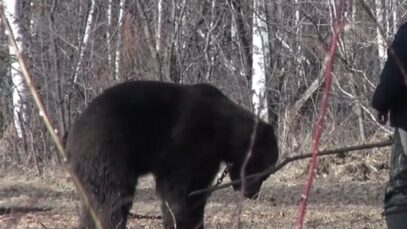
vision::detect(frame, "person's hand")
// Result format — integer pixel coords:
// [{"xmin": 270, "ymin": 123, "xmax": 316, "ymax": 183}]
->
[{"xmin": 377, "ymin": 111, "xmax": 388, "ymax": 125}]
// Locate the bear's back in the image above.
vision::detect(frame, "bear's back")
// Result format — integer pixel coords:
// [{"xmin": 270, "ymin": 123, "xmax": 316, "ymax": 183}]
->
[{"xmin": 65, "ymin": 81, "xmax": 227, "ymax": 170}]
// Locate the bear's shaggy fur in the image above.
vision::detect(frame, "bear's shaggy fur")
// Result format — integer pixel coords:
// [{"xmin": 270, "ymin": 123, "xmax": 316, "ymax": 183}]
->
[{"xmin": 66, "ymin": 81, "xmax": 279, "ymax": 229}]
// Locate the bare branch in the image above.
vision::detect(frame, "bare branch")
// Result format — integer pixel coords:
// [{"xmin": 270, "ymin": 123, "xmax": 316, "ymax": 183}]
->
[{"xmin": 189, "ymin": 138, "xmax": 392, "ymax": 196}]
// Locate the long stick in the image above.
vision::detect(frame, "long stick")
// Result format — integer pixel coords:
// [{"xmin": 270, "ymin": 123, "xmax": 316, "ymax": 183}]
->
[
  {"xmin": 0, "ymin": 6, "xmax": 105, "ymax": 229},
  {"xmin": 189, "ymin": 138, "xmax": 393, "ymax": 196}
]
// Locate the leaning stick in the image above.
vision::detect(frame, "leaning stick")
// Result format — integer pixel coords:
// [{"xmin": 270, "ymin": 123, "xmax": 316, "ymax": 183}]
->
[
  {"xmin": 0, "ymin": 6, "xmax": 105, "ymax": 229},
  {"xmin": 189, "ymin": 138, "xmax": 393, "ymax": 196}
]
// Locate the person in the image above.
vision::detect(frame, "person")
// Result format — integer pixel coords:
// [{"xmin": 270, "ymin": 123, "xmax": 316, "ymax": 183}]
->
[{"xmin": 372, "ymin": 22, "xmax": 407, "ymax": 228}]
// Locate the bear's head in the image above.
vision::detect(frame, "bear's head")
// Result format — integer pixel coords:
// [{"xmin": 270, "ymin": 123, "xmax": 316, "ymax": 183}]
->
[{"xmin": 228, "ymin": 122, "xmax": 278, "ymax": 199}]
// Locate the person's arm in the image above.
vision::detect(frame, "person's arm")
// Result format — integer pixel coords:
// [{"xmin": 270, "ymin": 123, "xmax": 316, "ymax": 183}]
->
[{"xmin": 372, "ymin": 23, "xmax": 407, "ymax": 122}]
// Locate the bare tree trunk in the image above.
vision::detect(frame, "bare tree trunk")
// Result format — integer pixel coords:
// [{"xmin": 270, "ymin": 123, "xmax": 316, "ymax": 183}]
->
[
  {"xmin": 375, "ymin": 0, "xmax": 386, "ymax": 68},
  {"xmin": 5, "ymin": 0, "xmax": 27, "ymax": 139},
  {"xmin": 156, "ymin": 0, "xmax": 173, "ymax": 80},
  {"xmin": 229, "ymin": 0, "xmax": 253, "ymax": 84},
  {"xmin": 114, "ymin": 0, "xmax": 125, "ymax": 80},
  {"xmin": 202, "ymin": 0, "xmax": 218, "ymax": 82},
  {"xmin": 391, "ymin": 0, "xmax": 398, "ymax": 34},
  {"xmin": 343, "ymin": 0, "xmax": 366, "ymax": 142},
  {"xmin": 107, "ymin": 0, "xmax": 113, "ymax": 79},
  {"xmin": 156, "ymin": 0, "xmax": 170, "ymax": 52},
  {"xmin": 264, "ymin": 0, "xmax": 280, "ymax": 130},
  {"xmin": 251, "ymin": 0, "xmax": 268, "ymax": 121},
  {"xmin": 168, "ymin": 0, "xmax": 187, "ymax": 82},
  {"xmin": 47, "ymin": 0, "xmax": 66, "ymax": 142},
  {"xmin": 135, "ymin": 0, "xmax": 166, "ymax": 81},
  {"xmin": 294, "ymin": 0, "xmax": 305, "ymax": 78},
  {"xmin": 73, "ymin": 0, "xmax": 95, "ymax": 83}
]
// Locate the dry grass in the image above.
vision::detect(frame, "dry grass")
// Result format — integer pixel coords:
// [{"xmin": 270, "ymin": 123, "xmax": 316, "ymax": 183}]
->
[{"xmin": 0, "ymin": 152, "xmax": 389, "ymax": 229}]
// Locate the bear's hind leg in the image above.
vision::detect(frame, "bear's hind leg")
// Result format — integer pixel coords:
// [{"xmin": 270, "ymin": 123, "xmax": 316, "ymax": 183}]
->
[
  {"xmin": 77, "ymin": 174, "xmax": 136, "ymax": 229},
  {"xmin": 74, "ymin": 155, "xmax": 138, "ymax": 229}
]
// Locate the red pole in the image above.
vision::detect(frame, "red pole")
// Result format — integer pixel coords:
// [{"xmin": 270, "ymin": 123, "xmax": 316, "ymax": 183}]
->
[{"xmin": 295, "ymin": 9, "xmax": 345, "ymax": 229}]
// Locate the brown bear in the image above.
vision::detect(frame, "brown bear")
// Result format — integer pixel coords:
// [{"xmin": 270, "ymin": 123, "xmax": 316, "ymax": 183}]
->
[{"xmin": 66, "ymin": 81, "xmax": 279, "ymax": 229}]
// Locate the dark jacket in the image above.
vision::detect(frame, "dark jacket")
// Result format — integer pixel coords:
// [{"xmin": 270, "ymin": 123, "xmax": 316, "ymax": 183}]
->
[{"xmin": 372, "ymin": 22, "xmax": 407, "ymax": 130}]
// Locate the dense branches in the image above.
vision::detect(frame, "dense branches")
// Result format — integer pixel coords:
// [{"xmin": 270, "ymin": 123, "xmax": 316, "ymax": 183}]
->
[{"xmin": 0, "ymin": 0, "xmax": 403, "ymax": 172}]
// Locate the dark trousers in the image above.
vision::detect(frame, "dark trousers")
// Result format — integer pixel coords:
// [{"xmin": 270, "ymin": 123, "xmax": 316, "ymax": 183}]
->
[{"xmin": 385, "ymin": 128, "xmax": 407, "ymax": 228}]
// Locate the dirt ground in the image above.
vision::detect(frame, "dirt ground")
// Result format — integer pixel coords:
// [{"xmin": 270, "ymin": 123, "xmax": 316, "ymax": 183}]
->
[{"xmin": 0, "ymin": 157, "xmax": 389, "ymax": 229}]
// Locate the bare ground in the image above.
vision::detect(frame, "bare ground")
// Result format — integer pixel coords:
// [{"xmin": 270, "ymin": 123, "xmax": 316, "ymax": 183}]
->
[{"xmin": 0, "ymin": 157, "xmax": 388, "ymax": 229}]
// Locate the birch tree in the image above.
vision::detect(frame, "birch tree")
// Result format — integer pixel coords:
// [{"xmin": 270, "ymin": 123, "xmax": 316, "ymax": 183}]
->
[
  {"xmin": 107, "ymin": 0, "xmax": 113, "ymax": 78},
  {"xmin": 114, "ymin": 0, "xmax": 125, "ymax": 80},
  {"xmin": 4, "ymin": 0, "xmax": 27, "ymax": 138},
  {"xmin": 251, "ymin": 0, "xmax": 268, "ymax": 121},
  {"xmin": 156, "ymin": 0, "xmax": 169, "ymax": 52},
  {"xmin": 390, "ymin": 0, "xmax": 398, "ymax": 34},
  {"xmin": 294, "ymin": 0, "xmax": 306, "ymax": 78},
  {"xmin": 73, "ymin": 0, "xmax": 95, "ymax": 83},
  {"xmin": 375, "ymin": 0, "xmax": 387, "ymax": 68},
  {"xmin": 156, "ymin": 0, "xmax": 172, "ymax": 80}
]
